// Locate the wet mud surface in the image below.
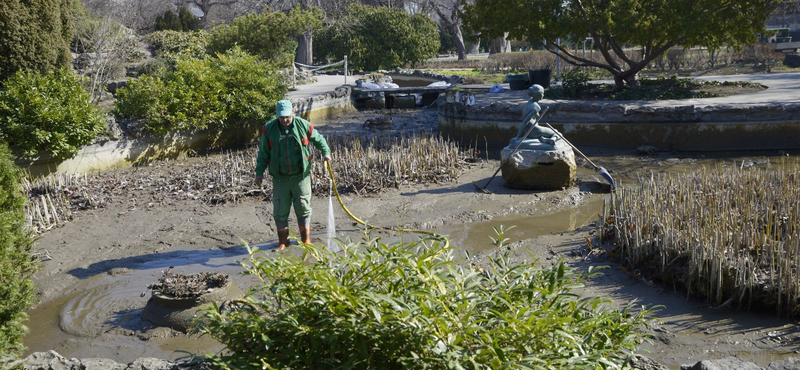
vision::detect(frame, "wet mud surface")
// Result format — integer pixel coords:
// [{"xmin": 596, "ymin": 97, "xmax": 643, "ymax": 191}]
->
[{"xmin": 24, "ymin": 108, "xmax": 800, "ymax": 369}]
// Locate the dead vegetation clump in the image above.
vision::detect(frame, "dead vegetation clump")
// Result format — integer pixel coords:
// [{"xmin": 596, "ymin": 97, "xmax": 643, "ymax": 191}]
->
[
  {"xmin": 22, "ymin": 133, "xmax": 470, "ymax": 234},
  {"xmin": 147, "ymin": 269, "xmax": 229, "ymax": 299}
]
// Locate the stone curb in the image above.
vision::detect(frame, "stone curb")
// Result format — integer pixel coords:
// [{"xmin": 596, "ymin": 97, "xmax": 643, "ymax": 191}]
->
[{"xmin": 12, "ymin": 351, "xmax": 800, "ymax": 370}]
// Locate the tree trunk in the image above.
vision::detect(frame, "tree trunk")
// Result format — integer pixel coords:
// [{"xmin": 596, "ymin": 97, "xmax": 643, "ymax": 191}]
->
[
  {"xmin": 708, "ymin": 49, "xmax": 718, "ymax": 68},
  {"xmin": 295, "ymin": 30, "xmax": 313, "ymax": 65},
  {"xmin": 624, "ymin": 73, "xmax": 640, "ymax": 87},
  {"xmin": 489, "ymin": 33, "xmax": 510, "ymax": 54},
  {"xmin": 613, "ymin": 74, "xmax": 625, "ymax": 90},
  {"xmin": 612, "ymin": 71, "xmax": 641, "ymax": 90},
  {"xmin": 467, "ymin": 39, "xmax": 480, "ymax": 54},
  {"xmin": 452, "ymin": 25, "xmax": 467, "ymax": 60}
]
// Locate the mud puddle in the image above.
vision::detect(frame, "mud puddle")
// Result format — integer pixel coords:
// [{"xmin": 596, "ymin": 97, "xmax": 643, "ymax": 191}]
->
[
  {"xmin": 24, "ymin": 246, "xmax": 262, "ymax": 362},
  {"xmin": 440, "ymin": 195, "xmax": 607, "ymax": 253}
]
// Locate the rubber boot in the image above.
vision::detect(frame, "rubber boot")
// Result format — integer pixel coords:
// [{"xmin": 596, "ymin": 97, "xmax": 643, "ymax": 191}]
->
[
  {"xmin": 299, "ymin": 225, "xmax": 312, "ymax": 245},
  {"xmin": 276, "ymin": 228, "xmax": 290, "ymax": 251}
]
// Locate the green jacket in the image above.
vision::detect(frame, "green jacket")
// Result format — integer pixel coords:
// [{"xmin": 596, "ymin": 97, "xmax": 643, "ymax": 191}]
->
[{"xmin": 255, "ymin": 116, "xmax": 330, "ymax": 178}]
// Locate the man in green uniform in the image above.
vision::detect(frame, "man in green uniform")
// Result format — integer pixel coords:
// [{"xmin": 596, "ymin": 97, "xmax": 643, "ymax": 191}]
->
[{"xmin": 255, "ymin": 100, "xmax": 331, "ymax": 250}]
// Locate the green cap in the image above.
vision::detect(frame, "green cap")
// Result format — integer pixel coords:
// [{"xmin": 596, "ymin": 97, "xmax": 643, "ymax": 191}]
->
[{"xmin": 276, "ymin": 100, "xmax": 293, "ymax": 117}]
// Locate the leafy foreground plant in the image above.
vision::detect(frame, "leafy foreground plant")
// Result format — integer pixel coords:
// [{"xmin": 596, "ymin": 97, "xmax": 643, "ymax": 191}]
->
[
  {"xmin": 0, "ymin": 143, "xmax": 38, "ymax": 359},
  {"xmin": 197, "ymin": 232, "xmax": 659, "ymax": 370},
  {"xmin": 0, "ymin": 68, "xmax": 106, "ymax": 161}
]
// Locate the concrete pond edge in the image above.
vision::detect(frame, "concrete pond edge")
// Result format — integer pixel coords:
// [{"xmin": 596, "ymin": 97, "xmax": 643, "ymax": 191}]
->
[{"xmin": 19, "ymin": 74, "xmax": 800, "ymax": 176}]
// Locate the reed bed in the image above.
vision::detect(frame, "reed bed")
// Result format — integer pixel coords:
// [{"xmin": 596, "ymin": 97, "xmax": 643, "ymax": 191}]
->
[
  {"xmin": 22, "ymin": 133, "xmax": 469, "ymax": 234},
  {"xmin": 611, "ymin": 157, "xmax": 800, "ymax": 316},
  {"xmin": 316, "ymin": 134, "xmax": 467, "ymax": 194},
  {"xmin": 21, "ymin": 173, "xmax": 103, "ymax": 234}
]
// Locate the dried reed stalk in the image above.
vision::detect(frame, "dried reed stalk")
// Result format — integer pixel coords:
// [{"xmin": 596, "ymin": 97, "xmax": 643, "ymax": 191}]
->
[
  {"xmin": 22, "ymin": 133, "xmax": 470, "ymax": 235},
  {"xmin": 612, "ymin": 157, "xmax": 800, "ymax": 316}
]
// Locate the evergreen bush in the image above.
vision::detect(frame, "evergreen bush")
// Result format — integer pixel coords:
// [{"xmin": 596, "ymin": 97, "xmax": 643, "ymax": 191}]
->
[
  {"xmin": 113, "ymin": 47, "xmax": 285, "ymax": 135},
  {"xmin": 154, "ymin": 7, "xmax": 204, "ymax": 33},
  {"xmin": 206, "ymin": 7, "xmax": 322, "ymax": 69},
  {"xmin": 315, "ymin": 4, "xmax": 440, "ymax": 71},
  {"xmin": 0, "ymin": 142, "xmax": 38, "ymax": 359},
  {"xmin": 0, "ymin": 0, "xmax": 75, "ymax": 82},
  {"xmin": 145, "ymin": 30, "xmax": 209, "ymax": 66},
  {"xmin": 198, "ymin": 230, "xmax": 658, "ymax": 369},
  {"xmin": 0, "ymin": 68, "xmax": 106, "ymax": 160},
  {"xmin": 547, "ymin": 68, "xmax": 591, "ymax": 99}
]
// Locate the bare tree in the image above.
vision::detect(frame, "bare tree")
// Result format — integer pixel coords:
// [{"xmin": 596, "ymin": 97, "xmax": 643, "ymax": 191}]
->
[
  {"xmin": 171, "ymin": 0, "xmax": 238, "ymax": 28},
  {"xmin": 408, "ymin": 0, "xmax": 472, "ymax": 60},
  {"xmin": 81, "ymin": 0, "xmax": 170, "ymax": 32},
  {"xmin": 74, "ymin": 19, "xmax": 140, "ymax": 103},
  {"xmin": 768, "ymin": 0, "xmax": 800, "ymax": 27}
]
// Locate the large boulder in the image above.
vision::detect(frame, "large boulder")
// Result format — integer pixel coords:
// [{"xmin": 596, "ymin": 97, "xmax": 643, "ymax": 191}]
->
[
  {"xmin": 630, "ymin": 354, "xmax": 671, "ymax": 370},
  {"xmin": 19, "ymin": 351, "xmax": 81, "ymax": 370},
  {"xmin": 500, "ymin": 146, "xmax": 576, "ymax": 190},
  {"xmin": 17, "ymin": 351, "xmax": 183, "ymax": 370},
  {"xmin": 680, "ymin": 356, "xmax": 762, "ymax": 370},
  {"xmin": 766, "ymin": 357, "xmax": 800, "ymax": 370}
]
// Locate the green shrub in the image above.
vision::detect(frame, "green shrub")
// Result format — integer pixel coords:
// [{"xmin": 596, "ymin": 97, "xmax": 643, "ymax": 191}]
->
[
  {"xmin": 0, "ymin": 0, "xmax": 75, "ymax": 82},
  {"xmin": 207, "ymin": 7, "xmax": 322, "ymax": 69},
  {"xmin": 198, "ymin": 230, "xmax": 658, "ymax": 369},
  {"xmin": 113, "ymin": 47, "xmax": 286, "ymax": 135},
  {"xmin": 135, "ymin": 57, "xmax": 171, "ymax": 78},
  {"xmin": 0, "ymin": 142, "xmax": 38, "ymax": 359},
  {"xmin": 610, "ymin": 76, "xmax": 716, "ymax": 100},
  {"xmin": 547, "ymin": 68, "xmax": 591, "ymax": 99},
  {"xmin": 0, "ymin": 68, "xmax": 106, "ymax": 160},
  {"xmin": 154, "ymin": 7, "xmax": 203, "ymax": 32},
  {"xmin": 315, "ymin": 3, "xmax": 440, "ymax": 71},
  {"xmin": 145, "ymin": 30, "xmax": 209, "ymax": 66}
]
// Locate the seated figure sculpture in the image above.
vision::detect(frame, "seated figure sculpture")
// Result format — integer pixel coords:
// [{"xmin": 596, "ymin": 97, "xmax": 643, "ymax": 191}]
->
[{"xmin": 508, "ymin": 84, "xmax": 564, "ymax": 150}]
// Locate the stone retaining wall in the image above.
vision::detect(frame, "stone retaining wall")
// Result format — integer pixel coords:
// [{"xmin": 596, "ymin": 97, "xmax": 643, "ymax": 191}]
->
[
  {"xmin": 289, "ymin": 85, "xmax": 354, "ymax": 122},
  {"xmin": 20, "ymin": 88, "xmax": 355, "ymax": 176},
  {"xmin": 438, "ymin": 93, "xmax": 800, "ymax": 152},
  {"xmin": 18, "ymin": 124, "xmax": 259, "ymax": 177}
]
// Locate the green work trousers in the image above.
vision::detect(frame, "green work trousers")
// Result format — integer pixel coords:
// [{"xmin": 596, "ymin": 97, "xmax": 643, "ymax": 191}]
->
[{"xmin": 272, "ymin": 174, "xmax": 312, "ymax": 229}]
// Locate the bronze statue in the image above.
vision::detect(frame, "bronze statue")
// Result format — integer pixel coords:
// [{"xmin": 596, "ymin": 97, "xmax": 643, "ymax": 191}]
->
[{"xmin": 508, "ymin": 84, "xmax": 565, "ymax": 150}]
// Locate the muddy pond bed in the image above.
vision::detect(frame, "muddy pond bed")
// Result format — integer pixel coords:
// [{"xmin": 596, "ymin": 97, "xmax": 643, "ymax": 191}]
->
[{"xmin": 21, "ymin": 108, "xmax": 800, "ymax": 370}]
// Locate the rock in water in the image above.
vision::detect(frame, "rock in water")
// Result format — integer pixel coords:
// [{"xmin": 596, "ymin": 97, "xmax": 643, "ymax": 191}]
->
[{"xmin": 500, "ymin": 146, "xmax": 576, "ymax": 190}]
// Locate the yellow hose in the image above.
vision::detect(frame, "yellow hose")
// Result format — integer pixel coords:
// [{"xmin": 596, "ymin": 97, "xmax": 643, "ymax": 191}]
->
[{"xmin": 324, "ymin": 161, "xmax": 449, "ymax": 248}]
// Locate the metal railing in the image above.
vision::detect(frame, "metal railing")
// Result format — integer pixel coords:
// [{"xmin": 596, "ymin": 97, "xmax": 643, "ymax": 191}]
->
[{"xmin": 292, "ymin": 56, "xmax": 348, "ymax": 89}]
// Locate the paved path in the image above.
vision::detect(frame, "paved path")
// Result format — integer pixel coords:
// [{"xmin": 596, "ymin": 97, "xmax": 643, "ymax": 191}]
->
[
  {"xmin": 285, "ymin": 74, "xmax": 367, "ymax": 100},
  {"xmin": 649, "ymin": 73, "xmax": 800, "ymax": 107}
]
